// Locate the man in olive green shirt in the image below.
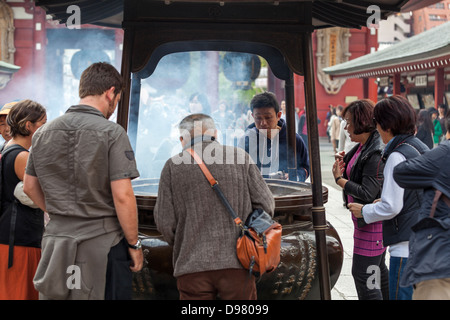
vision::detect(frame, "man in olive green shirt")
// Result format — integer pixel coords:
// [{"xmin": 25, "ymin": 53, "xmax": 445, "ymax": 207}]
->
[{"xmin": 23, "ymin": 62, "xmax": 143, "ymax": 300}]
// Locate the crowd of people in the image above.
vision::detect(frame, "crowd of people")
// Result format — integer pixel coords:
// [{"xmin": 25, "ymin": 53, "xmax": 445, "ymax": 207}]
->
[
  {"xmin": 333, "ymin": 96, "xmax": 450, "ymax": 300},
  {"xmin": 0, "ymin": 61, "xmax": 448, "ymax": 301}
]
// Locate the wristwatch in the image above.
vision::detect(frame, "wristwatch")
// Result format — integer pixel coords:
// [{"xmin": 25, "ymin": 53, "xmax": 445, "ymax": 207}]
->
[{"xmin": 128, "ymin": 239, "xmax": 142, "ymax": 250}]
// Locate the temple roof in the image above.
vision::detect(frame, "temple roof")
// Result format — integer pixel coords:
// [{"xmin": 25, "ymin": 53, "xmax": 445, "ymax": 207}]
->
[
  {"xmin": 34, "ymin": 0, "xmax": 439, "ymax": 29},
  {"xmin": 0, "ymin": 60, "xmax": 20, "ymax": 73},
  {"xmin": 323, "ymin": 21, "xmax": 450, "ymax": 78}
]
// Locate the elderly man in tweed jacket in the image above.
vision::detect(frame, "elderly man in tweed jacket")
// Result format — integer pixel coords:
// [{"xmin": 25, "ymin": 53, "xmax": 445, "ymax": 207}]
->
[{"xmin": 154, "ymin": 113, "xmax": 275, "ymax": 300}]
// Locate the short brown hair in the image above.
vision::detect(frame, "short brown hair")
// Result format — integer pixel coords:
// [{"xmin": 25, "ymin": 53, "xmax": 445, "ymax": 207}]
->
[
  {"xmin": 78, "ymin": 62, "xmax": 123, "ymax": 99},
  {"xmin": 374, "ymin": 95, "xmax": 416, "ymax": 136},
  {"xmin": 342, "ymin": 99, "xmax": 376, "ymax": 135},
  {"xmin": 7, "ymin": 99, "xmax": 46, "ymax": 137}
]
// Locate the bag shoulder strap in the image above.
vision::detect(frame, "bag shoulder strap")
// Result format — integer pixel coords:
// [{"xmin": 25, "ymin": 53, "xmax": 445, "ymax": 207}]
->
[
  {"xmin": 430, "ymin": 189, "xmax": 450, "ymax": 218},
  {"xmin": 430, "ymin": 190, "xmax": 442, "ymax": 218},
  {"xmin": 186, "ymin": 148, "xmax": 243, "ymax": 227},
  {"xmin": 185, "ymin": 148, "xmax": 217, "ymax": 187}
]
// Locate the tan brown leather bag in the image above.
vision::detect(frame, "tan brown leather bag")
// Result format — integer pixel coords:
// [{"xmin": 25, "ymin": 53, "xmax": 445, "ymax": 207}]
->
[{"xmin": 187, "ymin": 148, "xmax": 281, "ymax": 276}]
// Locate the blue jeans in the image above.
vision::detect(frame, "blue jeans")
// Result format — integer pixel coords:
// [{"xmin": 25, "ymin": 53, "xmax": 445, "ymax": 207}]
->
[{"xmin": 389, "ymin": 256, "xmax": 413, "ymax": 300}]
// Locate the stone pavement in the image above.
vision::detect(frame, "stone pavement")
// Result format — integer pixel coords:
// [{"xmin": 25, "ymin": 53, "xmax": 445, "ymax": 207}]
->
[
  {"xmin": 315, "ymin": 136, "xmax": 358, "ymax": 300},
  {"xmin": 325, "ymin": 185, "xmax": 359, "ymax": 300}
]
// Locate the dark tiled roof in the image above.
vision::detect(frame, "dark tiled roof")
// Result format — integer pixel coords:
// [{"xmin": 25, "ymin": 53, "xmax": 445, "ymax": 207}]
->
[
  {"xmin": 35, "ymin": 0, "xmax": 124, "ymax": 28},
  {"xmin": 34, "ymin": 0, "xmax": 427, "ymax": 29}
]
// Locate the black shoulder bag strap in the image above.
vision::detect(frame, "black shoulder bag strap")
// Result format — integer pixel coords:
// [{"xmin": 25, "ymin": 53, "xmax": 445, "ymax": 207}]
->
[{"xmin": 0, "ymin": 144, "xmax": 27, "ymax": 268}]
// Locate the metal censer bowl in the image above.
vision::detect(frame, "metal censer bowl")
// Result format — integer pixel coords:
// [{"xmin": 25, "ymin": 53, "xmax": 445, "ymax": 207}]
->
[{"xmin": 131, "ymin": 178, "xmax": 343, "ymax": 300}]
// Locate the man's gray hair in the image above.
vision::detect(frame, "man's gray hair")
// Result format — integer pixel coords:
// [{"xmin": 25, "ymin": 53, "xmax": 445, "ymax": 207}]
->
[{"xmin": 178, "ymin": 113, "xmax": 216, "ymax": 142}]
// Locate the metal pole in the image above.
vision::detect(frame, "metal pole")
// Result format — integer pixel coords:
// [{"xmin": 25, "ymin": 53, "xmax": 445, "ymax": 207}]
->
[
  {"xmin": 285, "ymin": 72, "xmax": 297, "ymax": 181},
  {"xmin": 302, "ymin": 32, "xmax": 332, "ymax": 300},
  {"xmin": 117, "ymin": 26, "xmax": 134, "ymax": 130},
  {"xmin": 128, "ymin": 73, "xmax": 141, "ymax": 152}
]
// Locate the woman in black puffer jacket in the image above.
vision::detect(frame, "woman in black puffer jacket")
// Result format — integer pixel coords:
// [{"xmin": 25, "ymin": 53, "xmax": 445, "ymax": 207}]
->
[{"xmin": 332, "ymin": 99, "xmax": 388, "ymax": 300}]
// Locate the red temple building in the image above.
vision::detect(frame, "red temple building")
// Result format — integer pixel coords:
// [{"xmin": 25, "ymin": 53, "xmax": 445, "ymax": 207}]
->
[
  {"xmin": 0, "ymin": 1, "xmax": 123, "ymax": 120},
  {"xmin": 324, "ymin": 21, "xmax": 450, "ymax": 111},
  {"xmin": 0, "ymin": 1, "xmax": 378, "ymax": 137}
]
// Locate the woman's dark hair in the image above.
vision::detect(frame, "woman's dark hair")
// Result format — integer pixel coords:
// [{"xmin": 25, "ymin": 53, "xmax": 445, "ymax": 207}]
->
[
  {"xmin": 250, "ymin": 91, "xmax": 280, "ymax": 114},
  {"xmin": 417, "ymin": 109, "xmax": 434, "ymax": 134},
  {"xmin": 438, "ymin": 103, "xmax": 448, "ymax": 115},
  {"xmin": 189, "ymin": 92, "xmax": 211, "ymax": 114},
  {"xmin": 342, "ymin": 99, "xmax": 376, "ymax": 135},
  {"xmin": 374, "ymin": 95, "xmax": 416, "ymax": 136},
  {"xmin": 331, "ymin": 106, "xmax": 337, "ymax": 116},
  {"xmin": 7, "ymin": 99, "xmax": 46, "ymax": 137},
  {"xmin": 79, "ymin": 62, "xmax": 123, "ymax": 99},
  {"xmin": 428, "ymin": 106, "xmax": 438, "ymax": 116}
]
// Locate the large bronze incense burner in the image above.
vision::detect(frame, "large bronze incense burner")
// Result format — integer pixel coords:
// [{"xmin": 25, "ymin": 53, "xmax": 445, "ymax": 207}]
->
[{"xmin": 131, "ymin": 178, "xmax": 343, "ymax": 300}]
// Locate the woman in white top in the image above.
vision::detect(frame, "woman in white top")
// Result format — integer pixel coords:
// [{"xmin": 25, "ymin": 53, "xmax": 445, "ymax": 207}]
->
[{"xmin": 348, "ymin": 95, "xmax": 429, "ymax": 300}]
